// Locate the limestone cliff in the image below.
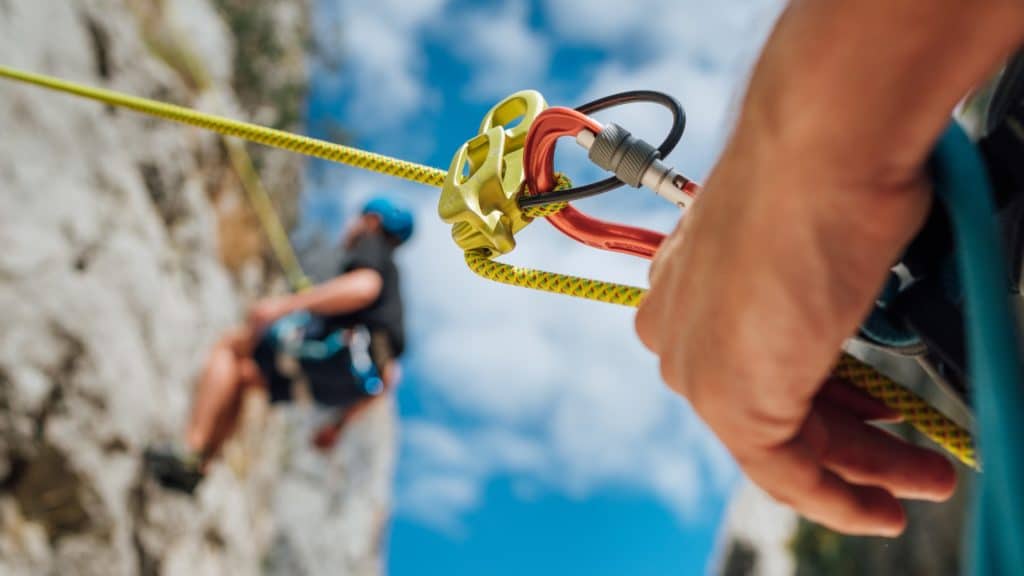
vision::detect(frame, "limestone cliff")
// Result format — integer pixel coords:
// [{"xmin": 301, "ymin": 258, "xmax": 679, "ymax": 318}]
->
[{"xmin": 0, "ymin": 1, "xmax": 394, "ymax": 574}]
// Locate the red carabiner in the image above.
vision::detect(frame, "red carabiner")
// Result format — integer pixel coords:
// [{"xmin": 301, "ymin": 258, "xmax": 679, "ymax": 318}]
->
[{"xmin": 522, "ymin": 107, "xmax": 667, "ymax": 260}]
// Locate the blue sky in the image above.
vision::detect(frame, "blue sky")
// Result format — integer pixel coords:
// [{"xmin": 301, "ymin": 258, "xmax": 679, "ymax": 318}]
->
[{"xmin": 300, "ymin": 1, "xmax": 785, "ymax": 573}]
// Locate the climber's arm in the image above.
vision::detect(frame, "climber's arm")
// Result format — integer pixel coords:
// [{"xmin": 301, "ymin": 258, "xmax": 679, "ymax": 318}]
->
[
  {"xmin": 283, "ymin": 269, "xmax": 383, "ymax": 316},
  {"xmin": 248, "ymin": 268, "xmax": 383, "ymax": 334}
]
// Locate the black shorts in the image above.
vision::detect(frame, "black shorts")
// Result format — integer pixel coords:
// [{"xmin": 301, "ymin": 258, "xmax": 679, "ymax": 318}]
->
[{"xmin": 251, "ymin": 313, "xmax": 372, "ymax": 408}]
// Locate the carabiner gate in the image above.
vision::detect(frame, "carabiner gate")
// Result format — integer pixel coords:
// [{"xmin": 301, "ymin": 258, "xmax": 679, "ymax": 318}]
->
[{"xmin": 521, "ymin": 92, "xmax": 698, "ymax": 260}]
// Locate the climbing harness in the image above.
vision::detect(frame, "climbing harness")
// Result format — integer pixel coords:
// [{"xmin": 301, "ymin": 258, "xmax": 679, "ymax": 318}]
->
[
  {"xmin": 256, "ymin": 312, "xmax": 384, "ymax": 406},
  {"xmin": 0, "ymin": 65, "xmax": 981, "ymax": 470}
]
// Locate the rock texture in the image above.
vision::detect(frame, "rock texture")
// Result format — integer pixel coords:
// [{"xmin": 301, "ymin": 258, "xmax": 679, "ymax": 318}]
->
[
  {"xmin": 0, "ymin": 1, "xmax": 394, "ymax": 574},
  {"xmin": 266, "ymin": 403, "xmax": 396, "ymax": 576}
]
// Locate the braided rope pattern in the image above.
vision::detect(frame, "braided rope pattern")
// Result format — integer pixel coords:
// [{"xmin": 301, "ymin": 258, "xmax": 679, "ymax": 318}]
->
[
  {"xmin": 523, "ymin": 202, "xmax": 568, "ymax": 219},
  {"xmin": 835, "ymin": 353, "xmax": 977, "ymax": 468},
  {"xmin": 464, "ymin": 249, "xmax": 646, "ymax": 307},
  {"xmin": 521, "ymin": 173, "xmax": 571, "ymax": 219}
]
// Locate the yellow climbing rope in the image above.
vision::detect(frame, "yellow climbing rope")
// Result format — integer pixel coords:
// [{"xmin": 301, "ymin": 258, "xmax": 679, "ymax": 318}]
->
[
  {"xmin": 0, "ymin": 65, "xmax": 976, "ymax": 468},
  {"xmin": 224, "ymin": 139, "xmax": 312, "ymax": 291},
  {"xmin": 834, "ymin": 355, "xmax": 976, "ymax": 467},
  {"xmin": 465, "ymin": 248, "xmax": 646, "ymax": 306},
  {"xmin": 0, "ymin": 66, "xmax": 447, "ymax": 188},
  {"xmin": 139, "ymin": 30, "xmax": 315, "ymax": 292}
]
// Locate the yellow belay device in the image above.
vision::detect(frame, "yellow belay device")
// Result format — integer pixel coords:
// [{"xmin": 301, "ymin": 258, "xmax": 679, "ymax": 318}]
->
[{"xmin": 0, "ymin": 65, "xmax": 975, "ymax": 468}]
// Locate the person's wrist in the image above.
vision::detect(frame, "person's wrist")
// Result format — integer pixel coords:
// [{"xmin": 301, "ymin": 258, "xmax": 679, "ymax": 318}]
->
[
  {"xmin": 733, "ymin": 89, "xmax": 895, "ymax": 193},
  {"xmin": 275, "ymin": 296, "xmax": 298, "ymax": 317},
  {"xmin": 731, "ymin": 89, "xmax": 931, "ymax": 242},
  {"xmin": 737, "ymin": 40, "xmax": 942, "ymax": 192}
]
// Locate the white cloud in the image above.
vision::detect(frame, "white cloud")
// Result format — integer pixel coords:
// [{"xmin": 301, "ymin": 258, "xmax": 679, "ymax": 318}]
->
[
  {"xmin": 545, "ymin": 0, "xmax": 787, "ymax": 179},
  {"xmin": 399, "ymin": 473, "xmax": 481, "ymax": 534},
  {"xmin": 647, "ymin": 448, "xmax": 704, "ymax": 516},
  {"xmin": 321, "ymin": 0, "xmax": 450, "ymax": 131},
  {"xmin": 404, "ymin": 420, "xmax": 475, "ymax": 471},
  {"xmin": 395, "ymin": 422, "xmax": 479, "ymax": 533},
  {"xmin": 542, "ymin": 0, "xmax": 781, "ymax": 59},
  {"xmin": 396, "ymin": 186, "xmax": 739, "ymax": 528},
  {"xmin": 448, "ymin": 0, "xmax": 552, "ymax": 100},
  {"xmin": 397, "ymin": 421, "xmax": 548, "ymax": 532}
]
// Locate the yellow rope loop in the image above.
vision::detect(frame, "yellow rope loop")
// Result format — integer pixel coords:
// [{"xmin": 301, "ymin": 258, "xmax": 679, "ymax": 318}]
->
[
  {"xmin": 464, "ymin": 249, "xmax": 647, "ymax": 307},
  {"xmin": 0, "ymin": 66, "xmax": 447, "ymax": 188},
  {"xmin": 521, "ymin": 173, "xmax": 572, "ymax": 219},
  {"xmin": 523, "ymin": 202, "xmax": 568, "ymax": 219},
  {"xmin": 470, "ymin": 173, "xmax": 643, "ymax": 304},
  {"xmin": 834, "ymin": 353, "xmax": 977, "ymax": 468}
]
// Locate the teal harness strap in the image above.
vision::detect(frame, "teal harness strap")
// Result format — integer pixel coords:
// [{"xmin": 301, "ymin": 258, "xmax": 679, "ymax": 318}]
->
[
  {"xmin": 264, "ymin": 312, "xmax": 384, "ymax": 396},
  {"xmin": 295, "ymin": 328, "xmax": 384, "ymax": 396},
  {"xmin": 933, "ymin": 124, "xmax": 1024, "ymax": 574}
]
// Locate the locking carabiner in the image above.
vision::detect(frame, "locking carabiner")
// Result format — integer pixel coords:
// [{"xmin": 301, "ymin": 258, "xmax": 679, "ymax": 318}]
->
[
  {"xmin": 522, "ymin": 107, "xmax": 666, "ymax": 259},
  {"xmin": 521, "ymin": 92, "xmax": 699, "ymax": 259}
]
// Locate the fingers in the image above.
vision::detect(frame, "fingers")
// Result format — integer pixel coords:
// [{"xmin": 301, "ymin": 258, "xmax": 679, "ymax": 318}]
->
[
  {"xmin": 819, "ymin": 378, "xmax": 902, "ymax": 422},
  {"xmin": 743, "ymin": 413, "xmax": 907, "ymax": 537},
  {"xmin": 647, "ymin": 212, "xmax": 690, "ymax": 287},
  {"xmin": 635, "ymin": 270, "xmax": 681, "ymax": 355},
  {"xmin": 816, "ymin": 400, "xmax": 957, "ymax": 502},
  {"xmin": 634, "ymin": 298, "xmax": 659, "ymax": 352},
  {"xmin": 801, "ymin": 470, "xmax": 907, "ymax": 537},
  {"xmin": 637, "ymin": 213, "xmax": 692, "ymax": 353}
]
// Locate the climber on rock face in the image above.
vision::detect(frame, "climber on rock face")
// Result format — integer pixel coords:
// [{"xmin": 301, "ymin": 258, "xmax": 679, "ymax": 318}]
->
[{"xmin": 145, "ymin": 196, "xmax": 413, "ymax": 494}]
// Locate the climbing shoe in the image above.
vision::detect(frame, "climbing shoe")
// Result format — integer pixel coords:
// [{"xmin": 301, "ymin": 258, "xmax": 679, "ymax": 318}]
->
[{"xmin": 143, "ymin": 444, "xmax": 205, "ymax": 495}]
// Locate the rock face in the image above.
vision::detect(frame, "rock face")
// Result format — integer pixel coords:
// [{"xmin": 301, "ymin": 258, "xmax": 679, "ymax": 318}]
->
[
  {"xmin": 266, "ymin": 403, "xmax": 396, "ymax": 576},
  {"xmin": 0, "ymin": 1, "xmax": 394, "ymax": 574}
]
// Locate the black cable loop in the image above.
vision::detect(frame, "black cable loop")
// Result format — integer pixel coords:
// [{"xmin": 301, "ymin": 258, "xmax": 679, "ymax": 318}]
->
[{"xmin": 518, "ymin": 90, "xmax": 686, "ymax": 208}]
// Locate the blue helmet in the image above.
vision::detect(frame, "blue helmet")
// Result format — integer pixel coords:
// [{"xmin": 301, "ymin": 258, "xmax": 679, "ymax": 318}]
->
[{"xmin": 362, "ymin": 196, "xmax": 414, "ymax": 244}]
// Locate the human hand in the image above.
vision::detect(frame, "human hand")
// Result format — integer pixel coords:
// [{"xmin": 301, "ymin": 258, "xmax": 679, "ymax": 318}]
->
[
  {"xmin": 247, "ymin": 297, "xmax": 292, "ymax": 336},
  {"xmin": 635, "ymin": 124, "xmax": 956, "ymax": 536}
]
